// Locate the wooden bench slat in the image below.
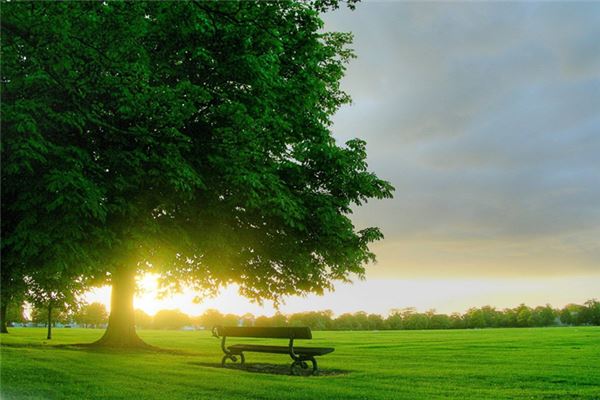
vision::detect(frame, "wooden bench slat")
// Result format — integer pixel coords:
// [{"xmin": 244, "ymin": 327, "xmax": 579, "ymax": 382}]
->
[{"xmin": 215, "ymin": 326, "xmax": 312, "ymax": 339}]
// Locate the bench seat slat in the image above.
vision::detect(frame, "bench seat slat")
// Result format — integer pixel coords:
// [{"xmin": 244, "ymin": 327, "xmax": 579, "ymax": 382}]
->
[
  {"xmin": 216, "ymin": 326, "xmax": 312, "ymax": 339},
  {"xmin": 228, "ymin": 344, "xmax": 334, "ymax": 356}
]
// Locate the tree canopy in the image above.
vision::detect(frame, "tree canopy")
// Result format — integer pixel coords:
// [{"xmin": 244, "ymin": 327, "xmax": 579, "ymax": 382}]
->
[{"xmin": 1, "ymin": 1, "xmax": 393, "ymax": 343}]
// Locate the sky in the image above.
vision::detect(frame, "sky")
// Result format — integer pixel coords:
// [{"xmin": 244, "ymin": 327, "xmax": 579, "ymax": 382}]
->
[
  {"xmin": 325, "ymin": 1, "xmax": 600, "ymax": 279},
  {"xmin": 88, "ymin": 2, "xmax": 599, "ymax": 317}
]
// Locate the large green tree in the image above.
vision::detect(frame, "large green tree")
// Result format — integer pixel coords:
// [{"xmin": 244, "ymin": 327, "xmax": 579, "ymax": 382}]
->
[{"xmin": 1, "ymin": 1, "xmax": 393, "ymax": 346}]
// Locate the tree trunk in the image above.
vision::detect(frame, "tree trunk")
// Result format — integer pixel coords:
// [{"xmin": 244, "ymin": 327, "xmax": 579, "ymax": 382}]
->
[
  {"xmin": 47, "ymin": 305, "xmax": 52, "ymax": 340},
  {"xmin": 94, "ymin": 266, "xmax": 147, "ymax": 347},
  {"xmin": 0, "ymin": 302, "xmax": 8, "ymax": 334}
]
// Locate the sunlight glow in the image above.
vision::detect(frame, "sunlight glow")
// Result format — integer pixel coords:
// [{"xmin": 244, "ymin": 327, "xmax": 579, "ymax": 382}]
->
[{"xmin": 83, "ymin": 273, "xmax": 600, "ymax": 317}]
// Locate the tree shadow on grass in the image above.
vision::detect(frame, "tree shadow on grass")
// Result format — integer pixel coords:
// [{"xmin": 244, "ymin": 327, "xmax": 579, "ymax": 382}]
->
[
  {"xmin": 2, "ymin": 342, "xmax": 348, "ymax": 376},
  {"xmin": 57, "ymin": 342, "xmax": 210, "ymax": 357},
  {"xmin": 1, "ymin": 341, "xmax": 206, "ymax": 357},
  {"xmin": 189, "ymin": 361, "xmax": 350, "ymax": 377},
  {"xmin": 0, "ymin": 342, "xmax": 50, "ymax": 349}
]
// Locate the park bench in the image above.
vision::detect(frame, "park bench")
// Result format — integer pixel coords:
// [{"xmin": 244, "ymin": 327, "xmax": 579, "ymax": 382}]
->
[{"xmin": 212, "ymin": 326, "xmax": 334, "ymax": 375}]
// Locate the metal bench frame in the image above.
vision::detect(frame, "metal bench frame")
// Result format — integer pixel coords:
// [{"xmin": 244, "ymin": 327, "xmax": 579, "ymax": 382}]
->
[{"xmin": 212, "ymin": 326, "xmax": 332, "ymax": 375}]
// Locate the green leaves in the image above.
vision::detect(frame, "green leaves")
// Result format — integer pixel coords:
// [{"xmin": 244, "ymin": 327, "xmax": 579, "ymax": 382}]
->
[{"xmin": 2, "ymin": 1, "xmax": 393, "ymax": 308}]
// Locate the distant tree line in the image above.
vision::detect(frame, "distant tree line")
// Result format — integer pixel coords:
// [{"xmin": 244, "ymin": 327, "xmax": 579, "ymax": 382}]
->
[
  {"xmin": 195, "ymin": 300, "xmax": 600, "ymax": 331},
  {"xmin": 9, "ymin": 302, "xmax": 109, "ymax": 329},
  {"xmin": 6, "ymin": 300, "xmax": 599, "ymax": 332}
]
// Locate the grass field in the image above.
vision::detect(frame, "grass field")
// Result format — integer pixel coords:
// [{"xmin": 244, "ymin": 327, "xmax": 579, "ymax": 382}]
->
[{"xmin": 1, "ymin": 327, "xmax": 599, "ymax": 399}]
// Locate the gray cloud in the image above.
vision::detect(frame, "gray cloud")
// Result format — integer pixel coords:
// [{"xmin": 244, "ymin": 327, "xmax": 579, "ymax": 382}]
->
[{"xmin": 323, "ymin": 2, "xmax": 600, "ymax": 277}]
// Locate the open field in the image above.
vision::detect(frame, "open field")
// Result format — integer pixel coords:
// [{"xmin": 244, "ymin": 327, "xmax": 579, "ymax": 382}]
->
[{"xmin": 1, "ymin": 327, "xmax": 599, "ymax": 399}]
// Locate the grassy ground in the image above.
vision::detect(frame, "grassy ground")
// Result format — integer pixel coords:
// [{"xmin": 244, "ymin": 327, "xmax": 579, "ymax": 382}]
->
[{"xmin": 1, "ymin": 327, "xmax": 599, "ymax": 399}]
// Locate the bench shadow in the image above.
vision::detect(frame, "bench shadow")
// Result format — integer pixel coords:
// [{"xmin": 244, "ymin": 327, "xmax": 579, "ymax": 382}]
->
[{"xmin": 189, "ymin": 361, "xmax": 350, "ymax": 376}]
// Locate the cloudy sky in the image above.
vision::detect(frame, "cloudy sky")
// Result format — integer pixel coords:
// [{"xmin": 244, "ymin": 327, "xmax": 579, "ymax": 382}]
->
[
  {"xmin": 324, "ymin": 1, "xmax": 600, "ymax": 281},
  {"xmin": 90, "ymin": 2, "xmax": 599, "ymax": 316}
]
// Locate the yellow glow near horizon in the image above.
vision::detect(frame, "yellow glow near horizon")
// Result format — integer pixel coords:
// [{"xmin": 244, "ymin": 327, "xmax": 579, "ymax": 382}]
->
[{"xmin": 83, "ymin": 273, "xmax": 600, "ymax": 317}]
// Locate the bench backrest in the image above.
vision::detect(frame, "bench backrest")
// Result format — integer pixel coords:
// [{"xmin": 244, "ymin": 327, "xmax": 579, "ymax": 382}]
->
[{"xmin": 214, "ymin": 326, "xmax": 312, "ymax": 339}]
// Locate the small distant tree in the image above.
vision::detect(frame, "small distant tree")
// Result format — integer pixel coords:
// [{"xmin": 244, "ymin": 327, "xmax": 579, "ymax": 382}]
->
[
  {"xmin": 134, "ymin": 309, "xmax": 153, "ymax": 330},
  {"xmin": 199, "ymin": 309, "xmax": 224, "ymax": 329},
  {"xmin": 255, "ymin": 312, "xmax": 288, "ymax": 327},
  {"xmin": 240, "ymin": 313, "xmax": 255, "ymax": 327},
  {"xmin": 429, "ymin": 314, "xmax": 451, "ymax": 330},
  {"xmin": 403, "ymin": 312, "xmax": 429, "ymax": 330},
  {"xmin": 352, "ymin": 312, "xmax": 370, "ymax": 330},
  {"xmin": 498, "ymin": 308, "xmax": 517, "ymax": 327},
  {"xmin": 288, "ymin": 310, "xmax": 332, "ymax": 330},
  {"xmin": 223, "ymin": 314, "xmax": 240, "ymax": 327},
  {"xmin": 515, "ymin": 304, "xmax": 532, "ymax": 327},
  {"xmin": 367, "ymin": 313, "xmax": 387, "ymax": 330},
  {"xmin": 386, "ymin": 311, "xmax": 403, "ymax": 330},
  {"xmin": 6, "ymin": 302, "xmax": 26, "ymax": 326},
  {"xmin": 559, "ymin": 307, "xmax": 572, "ymax": 325},
  {"xmin": 288, "ymin": 313, "xmax": 306, "ymax": 327},
  {"xmin": 334, "ymin": 313, "xmax": 363, "ymax": 330},
  {"xmin": 254, "ymin": 315, "xmax": 272, "ymax": 327},
  {"xmin": 24, "ymin": 275, "xmax": 82, "ymax": 339},
  {"xmin": 582, "ymin": 299, "xmax": 600, "ymax": 325},
  {"xmin": 29, "ymin": 306, "xmax": 45, "ymax": 325},
  {"xmin": 74, "ymin": 303, "xmax": 108, "ymax": 328},
  {"xmin": 270, "ymin": 312, "xmax": 288, "ymax": 327},
  {"xmin": 480, "ymin": 306, "xmax": 500, "ymax": 328},
  {"xmin": 464, "ymin": 308, "xmax": 486, "ymax": 329},
  {"xmin": 531, "ymin": 305, "xmax": 556, "ymax": 327},
  {"xmin": 153, "ymin": 309, "xmax": 191, "ymax": 330},
  {"xmin": 560, "ymin": 304, "xmax": 585, "ymax": 326},
  {"xmin": 30, "ymin": 303, "xmax": 71, "ymax": 326},
  {"xmin": 55, "ymin": 308, "xmax": 73, "ymax": 326},
  {"xmin": 449, "ymin": 312, "xmax": 464, "ymax": 329}
]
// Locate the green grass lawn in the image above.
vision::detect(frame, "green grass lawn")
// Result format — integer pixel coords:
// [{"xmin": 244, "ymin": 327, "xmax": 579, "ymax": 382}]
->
[{"xmin": 1, "ymin": 327, "xmax": 599, "ymax": 399}]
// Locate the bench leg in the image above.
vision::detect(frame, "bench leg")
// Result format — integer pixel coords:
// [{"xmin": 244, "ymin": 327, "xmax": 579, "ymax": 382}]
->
[
  {"xmin": 221, "ymin": 352, "xmax": 245, "ymax": 367},
  {"xmin": 290, "ymin": 356, "xmax": 318, "ymax": 376},
  {"xmin": 309, "ymin": 357, "xmax": 318, "ymax": 375}
]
